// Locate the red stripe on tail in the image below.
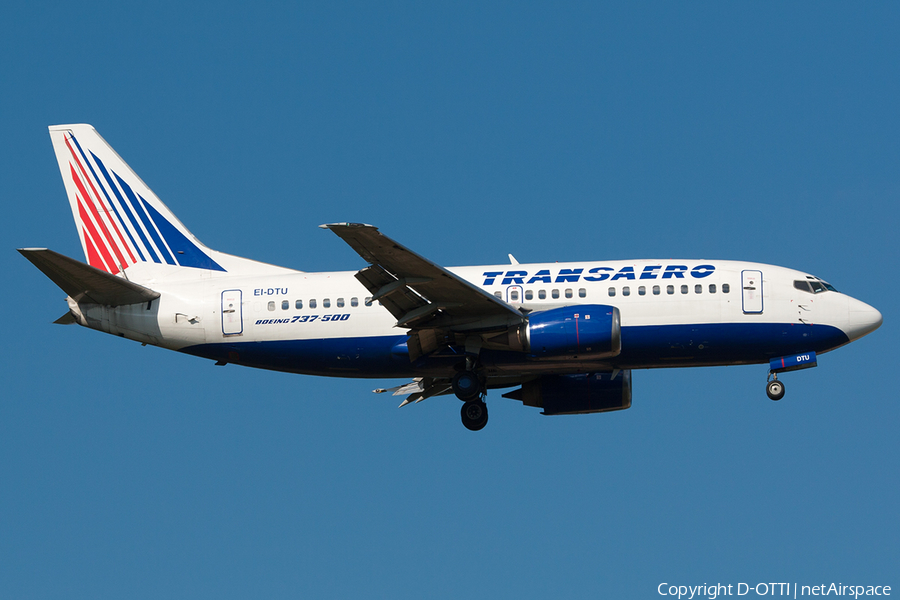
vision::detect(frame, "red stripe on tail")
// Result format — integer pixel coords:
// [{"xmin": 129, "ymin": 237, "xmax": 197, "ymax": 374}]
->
[
  {"xmin": 83, "ymin": 227, "xmax": 106, "ymax": 273},
  {"xmin": 64, "ymin": 135, "xmax": 136, "ymax": 264},
  {"xmin": 69, "ymin": 163, "xmax": 128, "ymax": 271},
  {"xmin": 77, "ymin": 195, "xmax": 119, "ymax": 273}
]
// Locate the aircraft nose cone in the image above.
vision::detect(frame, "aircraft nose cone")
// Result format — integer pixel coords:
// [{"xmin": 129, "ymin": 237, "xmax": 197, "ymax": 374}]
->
[{"xmin": 846, "ymin": 297, "xmax": 882, "ymax": 341}]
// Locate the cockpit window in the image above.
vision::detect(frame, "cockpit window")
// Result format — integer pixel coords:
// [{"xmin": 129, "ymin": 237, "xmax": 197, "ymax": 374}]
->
[
  {"xmin": 794, "ymin": 280, "xmax": 812, "ymax": 293},
  {"xmin": 796, "ymin": 277, "xmax": 838, "ymax": 294}
]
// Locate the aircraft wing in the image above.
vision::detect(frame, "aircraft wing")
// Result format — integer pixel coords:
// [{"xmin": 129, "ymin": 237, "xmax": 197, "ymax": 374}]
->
[{"xmin": 321, "ymin": 223, "xmax": 524, "ymax": 334}]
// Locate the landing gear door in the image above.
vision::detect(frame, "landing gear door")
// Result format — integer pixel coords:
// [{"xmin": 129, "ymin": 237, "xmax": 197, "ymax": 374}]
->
[
  {"xmin": 741, "ymin": 270, "xmax": 763, "ymax": 314},
  {"xmin": 221, "ymin": 289, "xmax": 243, "ymax": 335}
]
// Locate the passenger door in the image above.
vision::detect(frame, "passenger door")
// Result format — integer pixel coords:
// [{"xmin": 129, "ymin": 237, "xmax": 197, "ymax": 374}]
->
[
  {"xmin": 221, "ymin": 289, "xmax": 243, "ymax": 335},
  {"xmin": 741, "ymin": 270, "xmax": 763, "ymax": 314}
]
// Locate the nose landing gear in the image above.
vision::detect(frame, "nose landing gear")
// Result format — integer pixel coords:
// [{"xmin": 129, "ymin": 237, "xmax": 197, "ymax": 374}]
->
[
  {"xmin": 765, "ymin": 352, "xmax": 816, "ymax": 401},
  {"xmin": 766, "ymin": 374, "xmax": 785, "ymax": 401}
]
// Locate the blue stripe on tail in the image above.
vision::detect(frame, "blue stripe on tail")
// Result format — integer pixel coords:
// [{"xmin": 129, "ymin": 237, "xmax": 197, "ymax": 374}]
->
[
  {"xmin": 140, "ymin": 198, "xmax": 225, "ymax": 271},
  {"xmin": 92, "ymin": 152, "xmax": 155, "ymax": 263},
  {"xmin": 114, "ymin": 172, "xmax": 177, "ymax": 265}
]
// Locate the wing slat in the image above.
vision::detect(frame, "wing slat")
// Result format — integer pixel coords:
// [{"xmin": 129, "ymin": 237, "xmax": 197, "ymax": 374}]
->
[{"xmin": 323, "ymin": 223, "xmax": 523, "ymax": 332}]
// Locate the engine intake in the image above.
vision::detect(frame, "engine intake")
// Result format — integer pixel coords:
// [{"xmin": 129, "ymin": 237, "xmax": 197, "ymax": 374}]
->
[{"xmin": 523, "ymin": 304, "xmax": 621, "ymax": 358}]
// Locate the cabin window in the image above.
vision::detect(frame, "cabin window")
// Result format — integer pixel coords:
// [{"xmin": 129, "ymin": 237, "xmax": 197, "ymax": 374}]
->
[
  {"xmin": 538, "ymin": 289, "xmax": 547, "ymax": 300},
  {"xmin": 695, "ymin": 284, "xmax": 702, "ymax": 294},
  {"xmin": 622, "ymin": 286, "xmax": 631, "ymax": 296},
  {"xmin": 722, "ymin": 283, "xmax": 730, "ymax": 293},
  {"xmin": 494, "ymin": 291, "xmax": 502, "ymax": 299},
  {"xmin": 525, "ymin": 290, "xmax": 533, "ymax": 300},
  {"xmin": 310, "ymin": 299, "xmax": 317, "ymax": 309},
  {"xmin": 295, "ymin": 299, "xmax": 303, "ymax": 309},
  {"xmin": 681, "ymin": 285, "xmax": 688, "ymax": 294},
  {"xmin": 351, "ymin": 297, "xmax": 358, "ymax": 307},
  {"xmin": 552, "ymin": 289, "xmax": 560, "ymax": 299},
  {"xmin": 510, "ymin": 290, "xmax": 520, "ymax": 302},
  {"xmin": 323, "ymin": 299, "xmax": 331, "ymax": 308},
  {"xmin": 638, "ymin": 286, "xmax": 646, "ymax": 296},
  {"xmin": 282, "ymin": 300, "xmax": 289, "ymax": 310},
  {"xmin": 608, "ymin": 287, "xmax": 616, "ymax": 297},
  {"xmin": 267, "ymin": 301, "xmax": 275, "ymax": 311},
  {"xmin": 364, "ymin": 297, "xmax": 372, "ymax": 306},
  {"xmin": 565, "ymin": 289, "xmax": 573, "ymax": 299},
  {"xmin": 653, "ymin": 285, "xmax": 660, "ymax": 295},
  {"xmin": 337, "ymin": 298, "xmax": 345, "ymax": 308},
  {"xmin": 709, "ymin": 284, "xmax": 716, "ymax": 294},
  {"xmin": 578, "ymin": 288, "xmax": 586, "ymax": 298},
  {"xmin": 667, "ymin": 285, "xmax": 675, "ymax": 295}
]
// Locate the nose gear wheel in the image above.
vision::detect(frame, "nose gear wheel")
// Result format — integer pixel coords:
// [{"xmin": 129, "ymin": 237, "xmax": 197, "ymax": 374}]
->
[{"xmin": 766, "ymin": 374, "xmax": 785, "ymax": 401}]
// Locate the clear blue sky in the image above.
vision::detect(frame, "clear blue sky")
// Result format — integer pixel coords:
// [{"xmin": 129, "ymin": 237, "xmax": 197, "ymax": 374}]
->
[{"xmin": 2, "ymin": 2, "xmax": 897, "ymax": 598}]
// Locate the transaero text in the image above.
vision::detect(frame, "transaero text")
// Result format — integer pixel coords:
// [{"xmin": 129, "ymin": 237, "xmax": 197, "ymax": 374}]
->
[
  {"xmin": 482, "ymin": 264, "xmax": 716, "ymax": 286},
  {"xmin": 658, "ymin": 582, "xmax": 890, "ymax": 599}
]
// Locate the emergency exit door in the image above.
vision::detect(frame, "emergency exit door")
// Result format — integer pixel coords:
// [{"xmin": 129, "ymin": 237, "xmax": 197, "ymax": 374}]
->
[
  {"xmin": 741, "ymin": 270, "xmax": 763, "ymax": 314},
  {"xmin": 221, "ymin": 289, "xmax": 243, "ymax": 335}
]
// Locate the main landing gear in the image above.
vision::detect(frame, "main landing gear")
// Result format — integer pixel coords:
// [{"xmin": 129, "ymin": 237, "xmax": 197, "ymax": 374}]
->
[
  {"xmin": 453, "ymin": 369, "xmax": 488, "ymax": 431},
  {"xmin": 766, "ymin": 373, "xmax": 785, "ymax": 401},
  {"xmin": 460, "ymin": 398, "xmax": 488, "ymax": 431}
]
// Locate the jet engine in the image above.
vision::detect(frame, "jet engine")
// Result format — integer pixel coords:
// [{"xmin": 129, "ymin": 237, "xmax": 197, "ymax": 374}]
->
[
  {"xmin": 503, "ymin": 371, "xmax": 632, "ymax": 415},
  {"xmin": 522, "ymin": 304, "xmax": 621, "ymax": 358}
]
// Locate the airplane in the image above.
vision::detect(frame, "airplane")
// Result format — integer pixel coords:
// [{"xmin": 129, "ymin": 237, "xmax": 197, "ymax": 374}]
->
[{"xmin": 20, "ymin": 124, "xmax": 883, "ymax": 431}]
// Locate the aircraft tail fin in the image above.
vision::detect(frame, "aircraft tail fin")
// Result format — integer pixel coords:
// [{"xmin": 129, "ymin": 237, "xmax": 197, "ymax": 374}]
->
[
  {"xmin": 48, "ymin": 124, "xmax": 226, "ymax": 275},
  {"xmin": 18, "ymin": 248, "xmax": 160, "ymax": 307}
]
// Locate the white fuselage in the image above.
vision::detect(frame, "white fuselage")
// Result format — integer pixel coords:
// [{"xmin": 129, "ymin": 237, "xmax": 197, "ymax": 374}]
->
[{"xmin": 76, "ymin": 258, "xmax": 880, "ymax": 381}]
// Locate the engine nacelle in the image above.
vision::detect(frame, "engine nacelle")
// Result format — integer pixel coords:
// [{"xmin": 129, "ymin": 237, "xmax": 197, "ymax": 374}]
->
[
  {"xmin": 524, "ymin": 304, "xmax": 621, "ymax": 358},
  {"xmin": 504, "ymin": 371, "xmax": 632, "ymax": 416}
]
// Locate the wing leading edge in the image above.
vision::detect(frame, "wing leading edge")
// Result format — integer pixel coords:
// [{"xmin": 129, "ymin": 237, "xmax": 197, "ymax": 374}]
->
[
  {"xmin": 321, "ymin": 223, "xmax": 526, "ymax": 359},
  {"xmin": 321, "ymin": 223, "xmax": 523, "ymax": 331}
]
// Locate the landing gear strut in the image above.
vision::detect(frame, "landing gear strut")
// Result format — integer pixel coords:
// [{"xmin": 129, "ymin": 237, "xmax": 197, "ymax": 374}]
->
[
  {"xmin": 766, "ymin": 374, "xmax": 785, "ymax": 401},
  {"xmin": 453, "ymin": 360, "xmax": 488, "ymax": 430}
]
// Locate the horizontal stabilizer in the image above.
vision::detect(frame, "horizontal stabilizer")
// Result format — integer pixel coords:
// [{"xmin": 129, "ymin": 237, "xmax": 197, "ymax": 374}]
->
[
  {"xmin": 54, "ymin": 312, "xmax": 77, "ymax": 325},
  {"xmin": 19, "ymin": 248, "xmax": 160, "ymax": 306}
]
